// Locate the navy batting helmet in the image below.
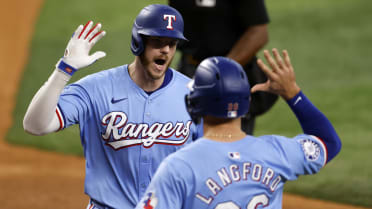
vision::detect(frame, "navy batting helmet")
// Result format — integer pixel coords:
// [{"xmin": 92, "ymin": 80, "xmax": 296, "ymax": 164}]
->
[
  {"xmin": 131, "ymin": 4, "xmax": 187, "ymax": 56},
  {"xmin": 185, "ymin": 57, "xmax": 251, "ymax": 123}
]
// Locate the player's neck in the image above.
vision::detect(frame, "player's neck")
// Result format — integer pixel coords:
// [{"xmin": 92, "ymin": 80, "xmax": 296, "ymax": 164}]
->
[
  {"xmin": 203, "ymin": 116, "xmax": 246, "ymax": 142},
  {"xmin": 128, "ymin": 59, "xmax": 164, "ymax": 92}
]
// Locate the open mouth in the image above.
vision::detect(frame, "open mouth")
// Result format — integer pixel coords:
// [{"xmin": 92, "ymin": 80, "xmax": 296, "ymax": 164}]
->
[{"xmin": 155, "ymin": 59, "xmax": 166, "ymax": 65}]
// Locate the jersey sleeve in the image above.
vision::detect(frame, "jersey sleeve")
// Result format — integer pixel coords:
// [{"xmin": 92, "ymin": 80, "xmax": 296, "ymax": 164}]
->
[
  {"xmin": 271, "ymin": 134, "xmax": 328, "ymax": 180},
  {"xmin": 135, "ymin": 158, "xmax": 193, "ymax": 209},
  {"xmin": 56, "ymin": 83, "xmax": 91, "ymax": 129}
]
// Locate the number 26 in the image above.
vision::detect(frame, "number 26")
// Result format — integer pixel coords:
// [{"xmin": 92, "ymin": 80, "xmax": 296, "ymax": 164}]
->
[{"xmin": 215, "ymin": 194, "xmax": 269, "ymax": 209}]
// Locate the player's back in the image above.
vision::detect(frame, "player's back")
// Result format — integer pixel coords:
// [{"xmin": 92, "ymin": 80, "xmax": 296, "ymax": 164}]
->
[{"xmin": 165, "ymin": 134, "xmax": 326, "ymax": 209}]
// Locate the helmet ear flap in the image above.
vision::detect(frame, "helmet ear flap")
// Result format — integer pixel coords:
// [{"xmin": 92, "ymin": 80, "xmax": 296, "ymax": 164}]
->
[
  {"xmin": 185, "ymin": 94, "xmax": 201, "ymax": 124},
  {"xmin": 130, "ymin": 25, "xmax": 144, "ymax": 56}
]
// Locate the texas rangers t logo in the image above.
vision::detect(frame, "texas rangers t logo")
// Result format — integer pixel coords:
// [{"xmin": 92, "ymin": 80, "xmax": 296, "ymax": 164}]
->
[{"xmin": 163, "ymin": 14, "xmax": 176, "ymax": 30}]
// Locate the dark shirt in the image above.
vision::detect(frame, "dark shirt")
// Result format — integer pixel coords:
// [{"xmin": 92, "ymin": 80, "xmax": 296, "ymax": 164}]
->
[{"xmin": 170, "ymin": 0, "xmax": 269, "ymax": 61}]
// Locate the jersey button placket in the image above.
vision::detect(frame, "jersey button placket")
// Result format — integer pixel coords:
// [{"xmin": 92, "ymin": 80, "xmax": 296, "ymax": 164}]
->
[
  {"xmin": 138, "ymin": 97, "xmax": 152, "ymax": 198},
  {"xmin": 145, "ymin": 99, "xmax": 151, "ymax": 118},
  {"xmin": 142, "ymin": 156, "xmax": 148, "ymax": 163}
]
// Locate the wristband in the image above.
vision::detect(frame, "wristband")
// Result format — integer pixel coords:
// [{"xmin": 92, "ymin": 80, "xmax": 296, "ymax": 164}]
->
[
  {"xmin": 286, "ymin": 91, "xmax": 304, "ymax": 108},
  {"xmin": 57, "ymin": 60, "xmax": 77, "ymax": 76}
]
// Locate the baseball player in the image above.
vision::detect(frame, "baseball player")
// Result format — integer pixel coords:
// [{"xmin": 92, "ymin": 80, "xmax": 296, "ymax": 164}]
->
[
  {"xmin": 135, "ymin": 49, "xmax": 342, "ymax": 209},
  {"xmin": 23, "ymin": 4, "xmax": 201, "ymax": 209}
]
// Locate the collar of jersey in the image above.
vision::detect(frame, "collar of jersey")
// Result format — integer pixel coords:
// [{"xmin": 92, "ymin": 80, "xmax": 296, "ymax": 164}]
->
[{"xmin": 123, "ymin": 64, "xmax": 176, "ymax": 98}]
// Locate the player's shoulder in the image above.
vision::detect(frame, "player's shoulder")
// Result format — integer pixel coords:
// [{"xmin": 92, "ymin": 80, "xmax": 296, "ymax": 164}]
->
[
  {"xmin": 160, "ymin": 146, "xmax": 196, "ymax": 174},
  {"xmin": 256, "ymin": 134, "xmax": 307, "ymax": 147},
  {"xmin": 164, "ymin": 139, "xmax": 201, "ymax": 158},
  {"xmin": 164, "ymin": 68, "xmax": 192, "ymax": 95},
  {"xmin": 258, "ymin": 134, "xmax": 323, "ymax": 145},
  {"xmin": 71, "ymin": 65, "xmax": 127, "ymax": 90},
  {"xmin": 78, "ymin": 65, "xmax": 127, "ymax": 83},
  {"xmin": 165, "ymin": 138, "xmax": 213, "ymax": 166},
  {"xmin": 258, "ymin": 134, "xmax": 327, "ymax": 161},
  {"xmin": 170, "ymin": 68, "xmax": 192, "ymax": 84}
]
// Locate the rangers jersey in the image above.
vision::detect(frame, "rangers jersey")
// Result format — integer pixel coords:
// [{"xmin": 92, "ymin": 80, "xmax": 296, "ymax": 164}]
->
[
  {"xmin": 56, "ymin": 65, "xmax": 200, "ymax": 208},
  {"xmin": 136, "ymin": 134, "xmax": 327, "ymax": 209}
]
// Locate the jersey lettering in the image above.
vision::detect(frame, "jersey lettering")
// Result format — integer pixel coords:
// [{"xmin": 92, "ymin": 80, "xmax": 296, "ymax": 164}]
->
[
  {"xmin": 242, "ymin": 162, "xmax": 251, "ymax": 180},
  {"xmin": 206, "ymin": 178, "xmax": 222, "ymax": 196},
  {"xmin": 262, "ymin": 168, "xmax": 274, "ymax": 186},
  {"xmin": 269, "ymin": 176, "xmax": 282, "ymax": 192},
  {"xmin": 230, "ymin": 165, "xmax": 240, "ymax": 181},
  {"xmin": 252, "ymin": 164, "xmax": 262, "ymax": 181},
  {"xmin": 101, "ymin": 112, "xmax": 192, "ymax": 149},
  {"xmin": 217, "ymin": 168, "xmax": 232, "ymax": 187},
  {"xmin": 196, "ymin": 193, "xmax": 214, "ymax": 205},
  {"xmin": 196, "ymin": 162, "xmax": 282, "ymax": 205}
]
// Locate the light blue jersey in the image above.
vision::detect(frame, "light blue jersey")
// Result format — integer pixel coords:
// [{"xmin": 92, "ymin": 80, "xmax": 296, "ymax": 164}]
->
[
  {"xmin": 136, "ymin": 134, "xmax": 327, "ymax": 209},
  {"xmin": 56, "ymin": 65, "xmax": 200, "ymax": 208}
]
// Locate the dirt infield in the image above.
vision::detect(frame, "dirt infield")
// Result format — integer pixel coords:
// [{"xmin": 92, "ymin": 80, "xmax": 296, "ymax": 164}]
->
[{"xmin": 0, "ymin": 0, "xmax": 369, "ymax": 209}]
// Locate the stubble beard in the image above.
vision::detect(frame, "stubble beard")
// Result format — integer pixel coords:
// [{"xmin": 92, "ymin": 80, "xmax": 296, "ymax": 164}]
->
[{"xmin": 139, "ymin": 54, "xmax": 174, "ymax": 80}]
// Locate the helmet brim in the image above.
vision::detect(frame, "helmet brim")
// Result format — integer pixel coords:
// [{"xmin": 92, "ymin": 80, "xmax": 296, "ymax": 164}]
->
[{"xmin": 138, "ymin": 28, "xmax": 188, "ymax": 41}]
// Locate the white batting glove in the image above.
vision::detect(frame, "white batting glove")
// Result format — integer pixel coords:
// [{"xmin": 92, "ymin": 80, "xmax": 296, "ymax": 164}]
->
[{"xmin": 57, "ymin": 20, "xmax": 106, "ymax": 76}]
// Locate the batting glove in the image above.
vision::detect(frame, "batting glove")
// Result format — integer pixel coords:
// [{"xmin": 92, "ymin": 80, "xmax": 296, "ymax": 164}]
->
[{"xmin": 57, "ymin": 20, "xmax": 106, "ymax": 76}]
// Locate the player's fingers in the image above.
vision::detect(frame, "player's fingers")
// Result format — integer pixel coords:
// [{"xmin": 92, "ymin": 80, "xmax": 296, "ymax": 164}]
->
[
  {"xmin": 78, "ymin": 20, "xmax": 93, "ymax": 39},
  {"xmin": 90, "ymin": 30, "xmax": 106, "ymax": 45},
  {"xmin": 257, "ymin": 58, "xmax": 276, "ymax": 80},
  {"xmin": 272, "ymin": 48, "xmax": 285, "ymax": 70},
  {"xmin": 72, "ymin": 25, "xmax": 84, "ymax": 39},
  {"xmin": 251, "ymin": 82, "xmax": 269, "ymax": 93},
  {"xmin": 90, "ymin": 51, "xmax": 106, "ymax": 62},
  {"xmin": 263, "ymin": 50, "xmax": 280, "ymax": 72},
  {"xmin": 282, "ymin": 50, "xmax": 293, "ymax": 70},
  {"xmin": 85, "ymin": 23, "xmax": 101, "ymax": 40}
]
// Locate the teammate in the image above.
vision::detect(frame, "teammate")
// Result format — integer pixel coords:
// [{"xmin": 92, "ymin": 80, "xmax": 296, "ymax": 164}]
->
[
  {"xmin": 23, "ymin": 4, "xmax": 201, "ymax": 209},
  {"xmin": 135, "ymin": 49, "xmax": 342, "ymax": 209},
  {"xmin": 169, "ymin": 0, "xmax": 278, "ymax": 135}
]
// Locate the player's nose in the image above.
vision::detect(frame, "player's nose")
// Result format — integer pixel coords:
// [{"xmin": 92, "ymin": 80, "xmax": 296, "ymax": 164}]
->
[{"xmin": 160, "ymin": 44, "xmax": 170, "ymax": 54}]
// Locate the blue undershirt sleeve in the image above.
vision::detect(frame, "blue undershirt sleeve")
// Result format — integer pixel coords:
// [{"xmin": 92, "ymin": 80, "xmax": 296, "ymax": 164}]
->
[{"xmin": 286, "ymin": 91, "xmax": 342, "ymax": 162}]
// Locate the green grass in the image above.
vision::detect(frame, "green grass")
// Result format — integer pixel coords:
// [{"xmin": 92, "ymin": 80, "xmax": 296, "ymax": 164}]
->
[
  {"xmin": 6, "ymin": 0, "xmax": 372, "ymax": 207},
  {"xmin": 255, "ymin": 0, "xmax": 372, "ymax": 206}
]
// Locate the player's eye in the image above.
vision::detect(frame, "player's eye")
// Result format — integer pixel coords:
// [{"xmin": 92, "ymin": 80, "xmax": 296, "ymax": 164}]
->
[
  {"xmin": 168, "ymin": 40, "xmax": 178, "ymax": 47},
  {"xmin": 147, "ymin": 37, "xmax": 178, "ymax": 48}
]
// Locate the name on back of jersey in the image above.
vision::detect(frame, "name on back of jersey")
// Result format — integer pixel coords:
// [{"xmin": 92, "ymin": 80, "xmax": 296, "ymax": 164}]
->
[{"xmin": 196, "ymin": 161, "xmax": 282, "ymax": 205}]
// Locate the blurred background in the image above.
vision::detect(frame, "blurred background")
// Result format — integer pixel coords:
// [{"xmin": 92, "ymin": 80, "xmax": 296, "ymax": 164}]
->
[{"xmin": 3, "ymin": 0, "xmax": 372, "ymax": 208}]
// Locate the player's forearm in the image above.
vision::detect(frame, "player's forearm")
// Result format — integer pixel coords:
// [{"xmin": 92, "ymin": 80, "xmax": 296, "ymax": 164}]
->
[
  {"xmin": 23, "ymin": 68, "xmax": 71, "ymax": 135},
  {"xmin": 227, "ymin": 24, "xmax": 268, "ymax": 66},
  {"xmin": 287, "ymin": 91, "xmax": 342, "ymax": 162}
]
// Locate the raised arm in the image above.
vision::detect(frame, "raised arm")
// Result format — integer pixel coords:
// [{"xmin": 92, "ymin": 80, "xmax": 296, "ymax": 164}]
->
[
  {"xmin": 23, "ymin": 21, "xmax": 106, "ymax": 135},
  {"xmin": 252, "ymin": 49, "xmax": 341, "ymax": 162},
  {"xmin": 227, "ymin": 24, "xmax": 268, "ymax": 66}
]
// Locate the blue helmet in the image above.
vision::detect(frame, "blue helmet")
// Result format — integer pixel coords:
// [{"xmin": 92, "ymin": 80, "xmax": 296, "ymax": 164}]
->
[
  {"xmin": 185, "ymin": 57, "xmax": 251, "ymax": 122},
  {"xmin": 131, "ymin": 4, "xmax": 187, "ymax": 56}
]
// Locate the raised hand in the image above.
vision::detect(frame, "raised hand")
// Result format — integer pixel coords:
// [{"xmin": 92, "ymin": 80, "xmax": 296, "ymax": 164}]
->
[
  {"xmin": 61, "ymin": 20, "xmax": 106, "ymax": 72},
  {"xmin": 251, "ymin": 48, "xmax": 301, "ymax": 100}
]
